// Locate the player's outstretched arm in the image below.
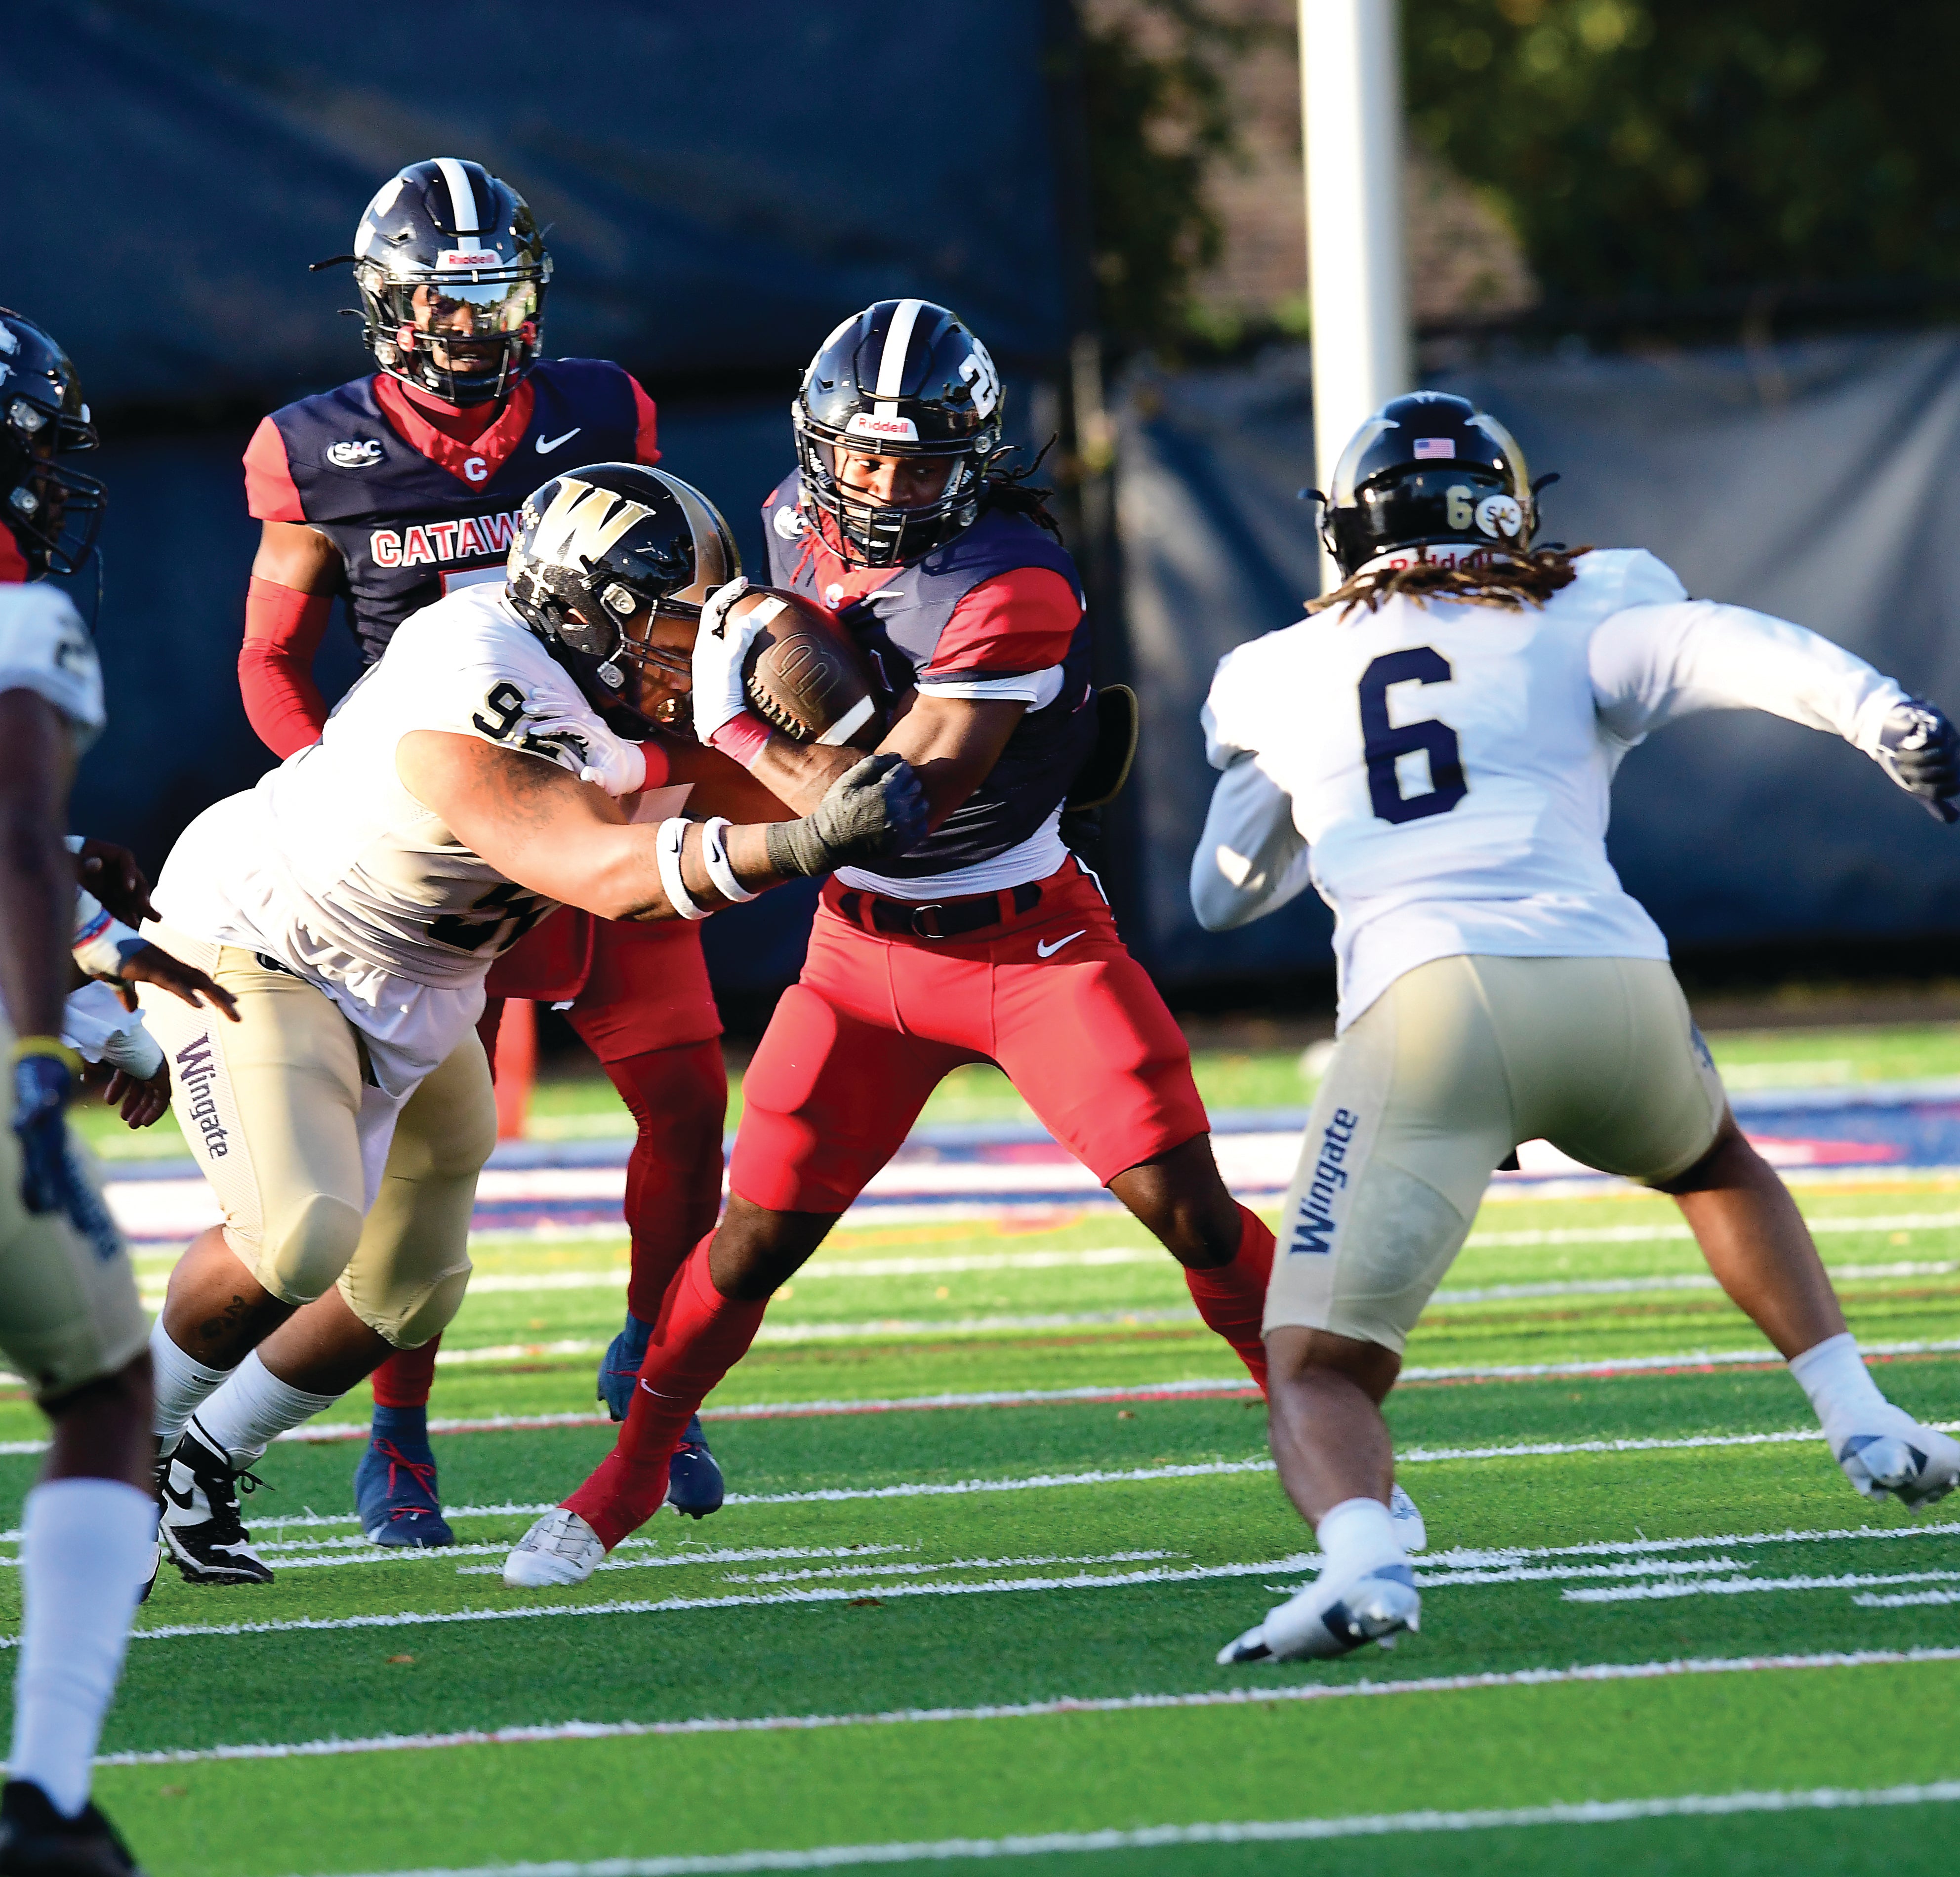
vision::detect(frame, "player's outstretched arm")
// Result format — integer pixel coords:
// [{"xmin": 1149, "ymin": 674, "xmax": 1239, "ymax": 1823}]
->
[
  {"xmin": 1191, "ymin": 756, "xmax": 1315, "ymax": 932},
  {"xmin": 396, "ymin": 732, "xmax": 927, "ymax": 921},
  {"xmin": 1590, "ymin": 599, "xmax": 1960, "ymax": 821}
]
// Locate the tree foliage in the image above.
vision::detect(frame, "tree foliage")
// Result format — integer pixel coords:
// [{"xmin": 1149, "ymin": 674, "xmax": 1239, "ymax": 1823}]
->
[
  {"xmin": 1405, "ymin": 0, "xmax": 1960, "ymax": 304},
  {"xmin": 1077, "ymin": 1, "xmax": 1250, "ymax": 353}
]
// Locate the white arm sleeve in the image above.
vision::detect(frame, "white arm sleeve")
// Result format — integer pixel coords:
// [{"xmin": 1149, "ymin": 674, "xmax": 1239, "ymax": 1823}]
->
[
  {"xmin": 1590, "ymin": 600, "xmax": 1909, "ymax": 755},
  {"xmin": 1190, "ymin": 755, "xmax": 1315, "ymax": 932}
]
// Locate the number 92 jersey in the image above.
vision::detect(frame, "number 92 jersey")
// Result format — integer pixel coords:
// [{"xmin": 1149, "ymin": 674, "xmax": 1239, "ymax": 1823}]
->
[{"xmin": 152, "ymin": 583, "xmax": 642, "ymax": 1093}]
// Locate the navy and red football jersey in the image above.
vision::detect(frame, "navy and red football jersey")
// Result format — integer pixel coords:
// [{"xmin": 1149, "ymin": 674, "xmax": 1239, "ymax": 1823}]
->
[
  {"xmin": 762, "ymin": 470, "xmax": 1097, "ymax": 881},
  {"xmin": 245, "ymin": 359, "xmax": 658, "ymax": 664}
]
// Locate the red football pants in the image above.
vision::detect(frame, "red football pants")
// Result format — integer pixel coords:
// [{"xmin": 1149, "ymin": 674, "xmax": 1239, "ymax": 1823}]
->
[
  {"xmin": 729, "ymin": 859, "xmax": 1209, "ymax": 1213},
  {"xmin": 369, "ymin": 922, "xmax": 726, "ymax": 1411}
]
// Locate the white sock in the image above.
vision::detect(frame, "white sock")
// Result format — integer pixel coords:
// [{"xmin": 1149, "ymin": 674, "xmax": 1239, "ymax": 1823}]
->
[
  {"xmin": 193, "ymin": 1351, "xmax": 339, "ymax": 1466},
  {"xmin": 149, "ymin": 1319, "xmax": 231, "ymax": 1448},
  {"xmin": 1313, "ymin": 1495, "xmax": 1406, "ymax": 1576},
  {"xmin": 1789, "ymin": 1331, "xmax": 1899, "ymax": 1444},
  {"xmin": 8, "ymin": 1480, "xmax": 156, "ymax": 1816}
]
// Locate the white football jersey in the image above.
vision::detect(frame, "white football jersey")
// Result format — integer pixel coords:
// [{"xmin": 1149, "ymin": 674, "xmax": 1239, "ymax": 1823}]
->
[
  {"xmin": 154, "ymin": 584, "xmax": 647, "ymax": 1094},
  {"xmin": 0, "ymin": 582, "xmax": 104, "ymax": 748},
  {"xmin": 1198, "ymin": 548, "xmax": 1908, "ymax": 1029}
]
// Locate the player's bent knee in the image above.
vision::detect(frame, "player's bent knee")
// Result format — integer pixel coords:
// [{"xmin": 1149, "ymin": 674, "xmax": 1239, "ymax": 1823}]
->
[
  {"xmin": 1264, "ymin": 1323, "xmax": 1400, "ymax": 1393},
  {"xmin": 257, "ymin": 1192, "xmax": 367, "ymax": 1306},
  {"xmin": 355, "ymin": 1263, "xmax": 473, "ymax": 1350}
]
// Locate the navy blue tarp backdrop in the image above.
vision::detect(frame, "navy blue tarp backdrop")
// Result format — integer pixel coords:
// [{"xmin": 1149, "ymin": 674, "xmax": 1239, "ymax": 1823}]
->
[{"xmin": 6, "ymin": 0, "xmax": 1076, "ymax": 403}]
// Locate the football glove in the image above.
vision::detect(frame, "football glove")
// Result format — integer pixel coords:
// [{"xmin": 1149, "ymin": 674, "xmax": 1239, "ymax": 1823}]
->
[
  {"xmin": 691, "ymin": 576, "xmax": 758, "ymax": 745},
  {"xmin": 11, "ymin": 1050, "xmax": 81, "ymax": 1217},
  {"xmin": 765, "ymin": 752, "xmax": 929, "ymax": 877},
  {"xmin": 1876, "ymin": 700, "xmax": 1960, "ymax": 822}
]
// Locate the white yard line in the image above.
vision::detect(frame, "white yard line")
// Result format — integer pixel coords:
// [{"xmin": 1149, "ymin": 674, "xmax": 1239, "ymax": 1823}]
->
[
  {"xmin": 1856, "ymin": 1589, "xmax": 1960, "ymax": 1608},
  {"xmin": 183, "ymin": 1780, "xmax": 1960, "ymax": 1873},
  {"xmin": 93, "ymin": 1647, "xmax": 1960, "ymax": 1768},
  {"xmin": 32, "ymin": 1424, "xmax": 1950, "ymax": 1548},
  {"xmin": 1463, "ymin": 1210, "xmax": 1960, "ymax": 1250},
  {"xmin": 1566, "ymin": 1568, "xmax": 1960, "ymax": 1604}
]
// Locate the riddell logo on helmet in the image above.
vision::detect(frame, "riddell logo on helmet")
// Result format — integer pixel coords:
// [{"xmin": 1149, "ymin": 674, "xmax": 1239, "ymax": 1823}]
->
[
  {"xmin": 437, "ymin": 249, "xmax": 501, "ymax": 270},
  {"xmin": 845, "ymin": 412, "xmax": 920, "ymax": 443}
]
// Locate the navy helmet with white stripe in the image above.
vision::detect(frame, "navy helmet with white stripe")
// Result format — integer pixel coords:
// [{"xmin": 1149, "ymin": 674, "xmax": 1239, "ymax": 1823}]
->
[
  {"xmin": 793, "ymin": 298, "xmax": 1004, "ymax": 567},
  {"xmin": 341, "ymin": 158, "xmax": 552, "ymax": 408}
]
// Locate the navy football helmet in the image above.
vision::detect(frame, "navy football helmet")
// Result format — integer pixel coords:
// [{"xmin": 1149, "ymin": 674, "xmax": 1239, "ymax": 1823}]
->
[
  {"xmin": 507, "ymin": 464, "xmax": 740, "ymax": 733},
  {"xmin": 793, "ymin": 299, "xmax": 1004, "ymax": 567},
  {"xmin": 344, "ymin": 158, "xmax": 552, "ymax": 407},
  {"xmin": 1319, "ymin": 391, "xmax": 1537, "ymax": 577},
  {"xmin": 0, "ymin": 309, "xmax": 103, "ymax": 577}
]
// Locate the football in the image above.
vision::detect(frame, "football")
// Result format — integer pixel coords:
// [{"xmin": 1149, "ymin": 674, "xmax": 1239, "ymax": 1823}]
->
[{"xmin": 728, "ymin": 584, "xmax": 884, "ymax": 748}]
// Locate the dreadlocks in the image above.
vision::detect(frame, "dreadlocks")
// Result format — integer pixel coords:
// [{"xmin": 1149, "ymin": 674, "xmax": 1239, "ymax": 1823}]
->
[
  {"xmin": 1308, "ymin": 546, "xmax": 1592, "ymax": 618},
  {"xmin": 979, "ymin": 438, "xmax": 1064, "ymax": 541}
]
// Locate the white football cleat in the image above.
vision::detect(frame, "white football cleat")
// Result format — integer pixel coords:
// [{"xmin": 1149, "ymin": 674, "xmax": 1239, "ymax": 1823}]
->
[
  {"xmin": 1217, "ymin": 1557, "xmax": 1420, "ymax": 1665},
  {"xmin": 503, "ymin": 1508, "xmax": 606, "ymax": 1587},
  {"xmin": 1389, "ymin": 1482, "xmax": 1427, "ymax": 1553},
  {"xmin": 1835, "ymin": 1415, "xmax": 1960, "ymax": 1509}
]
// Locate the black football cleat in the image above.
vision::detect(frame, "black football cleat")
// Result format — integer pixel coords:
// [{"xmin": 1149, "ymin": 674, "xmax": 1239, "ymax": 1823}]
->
[
  {"xmin": 157, "ymin": 1420, "xmax": 273, "ymax": 1586},
  {"xmin": 665, "ymin": 1413, "xmax": 725, "ymax": 1519},
  {"xmin": 0, "ymin": 1780, "xmax": 144, "ymax": 1877}
]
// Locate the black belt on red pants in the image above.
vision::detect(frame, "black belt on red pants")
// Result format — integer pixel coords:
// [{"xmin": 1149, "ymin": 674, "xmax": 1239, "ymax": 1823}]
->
[{"xmin": 835, "ymin": 880, "xmax": 1043, "ymax": 940}]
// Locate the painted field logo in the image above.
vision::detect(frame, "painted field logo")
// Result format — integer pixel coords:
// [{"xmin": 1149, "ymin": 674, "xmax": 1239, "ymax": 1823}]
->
[
  {"xmin": 174, "ymin": 1034, "xmax": 229, "ymax": 1159},
  {"xmin": 1288, "ymin": 1107, "xmax": 1359, "ymax": 1256}
]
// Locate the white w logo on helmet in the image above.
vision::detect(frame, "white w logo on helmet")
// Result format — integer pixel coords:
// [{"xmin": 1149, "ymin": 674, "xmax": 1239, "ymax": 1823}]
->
[{"xmin": 530, "ymin": 479, "xmax": 651, "ymax": 570}]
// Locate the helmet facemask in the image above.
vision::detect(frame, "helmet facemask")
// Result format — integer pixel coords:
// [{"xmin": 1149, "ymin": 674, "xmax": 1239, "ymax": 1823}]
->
[
  {"xmin": 791, "ymin": 299, "xmax": 1003, "ymax": 569},
  {"xmin": 0, "ymin": 364, "xmax": 103, "ymax": 577},
  {"xmin": 342, "ymin": 160, "xmax": 553, "ymax": 408},
  {"xmin": 507, "ymin": 466, "xmax": 740, "ymax": 735}
]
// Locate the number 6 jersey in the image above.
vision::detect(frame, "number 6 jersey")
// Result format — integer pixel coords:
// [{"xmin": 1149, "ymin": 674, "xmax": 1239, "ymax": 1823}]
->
[
  {"xmin": 153, "ymin": 584, "xmax": 649, "ymax": 1093},
  {"xmin": 1197, "ymin": 548, "xmax": 1911, "ymax": 1031}
]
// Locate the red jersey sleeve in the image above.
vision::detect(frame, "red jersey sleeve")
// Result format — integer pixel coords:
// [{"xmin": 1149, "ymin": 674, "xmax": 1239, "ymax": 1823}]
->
[
  {"xmin": 627, "ymin": 375, "xmax": 660, "ymax": 464},
  {"xmin": 922, "ymin": 567, "xmax": 1082, "ymax": 677},
  {"xmin": 239, "ymin": 577, "xmax": 332, "ymax": 758},
  {"xmin": 242, "ymin": 415, "xmax": 306, "ymax": 523}
]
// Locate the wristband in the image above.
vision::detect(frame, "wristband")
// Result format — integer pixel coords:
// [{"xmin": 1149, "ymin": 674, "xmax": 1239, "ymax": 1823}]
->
[
  {"xmin": 9, "ymin": 1037, "xmax": 82, "ymax": 1073},
  {"xmin": 699, "ymin": 818, "xmax": 760, "ymax": 904},
  {"xmin": 706, "ymin": 710, "xmax": 771, "ymax": 771},
  {"xmin": 72, "ymin": 898, "xmax": 145, "ymax": 978},
  {"xmin": 654, "ymin": 817, "xmax": 710, "ymax": 921}
]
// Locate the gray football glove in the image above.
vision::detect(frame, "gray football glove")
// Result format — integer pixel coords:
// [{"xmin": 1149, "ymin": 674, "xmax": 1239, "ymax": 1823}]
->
[
  {"xmin": 765, "ymin": 752, "xmax": 930, "ymax": 877},
  {"xmin": 1877, "ymin": 700, "xmax": 1960, "ymax": 823}
]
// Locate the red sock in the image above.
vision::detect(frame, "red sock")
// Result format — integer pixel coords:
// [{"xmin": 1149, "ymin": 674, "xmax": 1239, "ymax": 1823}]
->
[
  {"xmin": 1184, "ymin": 1206, "xmax": 1274, "ymax": 1394},
  {"xmin": 370, "ymin": 1335, "xmax": 441, "ymax": 1410},
  {"xmin": 603, "ymin": 1040, "xmax": 729, "ymax": 1323},
  {"xmin": 565, "ymin": 1236, "xmax": 765, "ymax": 1549}
]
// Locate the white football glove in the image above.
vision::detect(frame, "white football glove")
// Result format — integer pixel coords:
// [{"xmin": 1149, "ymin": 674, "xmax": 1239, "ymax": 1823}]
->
[
  {"xmin": 691, "ymin": 576, "xmax": 759, "ymax": 745},
  {"xmin": 573, "ymin": 735, "xmax": 648, "ymax": 798}
]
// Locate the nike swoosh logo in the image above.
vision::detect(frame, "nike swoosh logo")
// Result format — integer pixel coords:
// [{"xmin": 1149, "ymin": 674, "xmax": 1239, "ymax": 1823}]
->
[
  {"xmin": 1036, "ymin": 930, "xmax": 1088, "ymax": 958},
  {"xmin": 536, "ymin": 427, "xmax": 582, "ymax": 454},
  {"xmin": 161, "ymin": 1478, "xmax": 195, "ymax": 1510}
]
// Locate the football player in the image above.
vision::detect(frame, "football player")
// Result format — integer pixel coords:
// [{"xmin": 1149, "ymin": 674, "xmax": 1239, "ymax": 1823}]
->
[
  {"xmin": 140, "ymin": 465, "xmax": 924, "ymax": 1586},
  {"xmin": 505, "ymin": 300, "xmax": 1290, "ymax": 1586},
  {"xmin": 1196, "ymin": 392, "xmax": 1960, "ymax": 1664},
  {"xmin": 238, "ymin": 158, "xmax": 732, "ymax": 1543},
  {"xmin": 0, "ymin": 307, "xmax": 154, "ymax": 1877}
]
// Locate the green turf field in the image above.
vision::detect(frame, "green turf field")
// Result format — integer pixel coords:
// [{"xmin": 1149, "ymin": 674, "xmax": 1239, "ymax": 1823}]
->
[{"xmin": 10, "ymin": 1121, "xmax": 1959, "ymax": 1875}]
